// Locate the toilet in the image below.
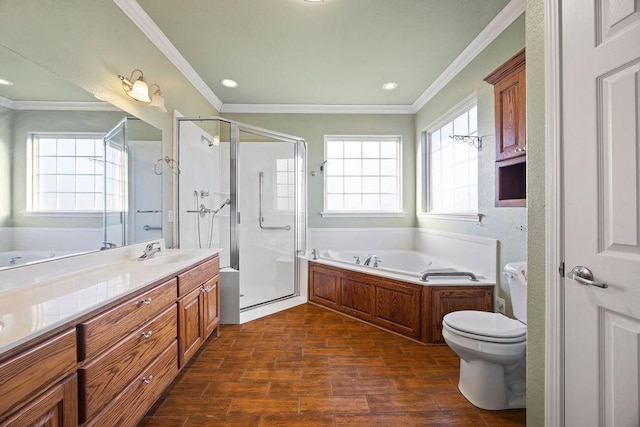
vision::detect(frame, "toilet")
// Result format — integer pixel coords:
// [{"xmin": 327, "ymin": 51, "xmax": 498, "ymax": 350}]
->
[{"xmin": 442, "ymin": 262, "xmax": 527, "ymax": 410}]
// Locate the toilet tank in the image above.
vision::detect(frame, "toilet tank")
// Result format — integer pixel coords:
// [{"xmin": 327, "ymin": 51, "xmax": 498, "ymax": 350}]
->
[{"xmin": 504, "ymin": 262, "xmax": 527, "ymax": 324}]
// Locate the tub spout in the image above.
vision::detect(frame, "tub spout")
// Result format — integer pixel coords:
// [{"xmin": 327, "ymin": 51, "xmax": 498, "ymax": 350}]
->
[{"xmin": 420, "ymin": 271, "xmax": 478, "ymax": 282}]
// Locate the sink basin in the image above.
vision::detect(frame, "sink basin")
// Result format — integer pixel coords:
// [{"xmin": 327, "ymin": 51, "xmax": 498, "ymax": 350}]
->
[{"xmin": 138, "ymin": 250, "xmax": 199, "ymax": 266}]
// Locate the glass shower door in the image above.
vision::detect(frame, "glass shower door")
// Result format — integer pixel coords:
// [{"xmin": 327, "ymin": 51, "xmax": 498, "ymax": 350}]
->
[{"xmin": 237, "ymin": 129, "xmax": 296, "ymax": 309}]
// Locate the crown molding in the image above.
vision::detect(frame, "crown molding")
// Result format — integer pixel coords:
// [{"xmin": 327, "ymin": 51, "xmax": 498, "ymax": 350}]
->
[
  {"xmin": 0, "ymin": 96, "xmax": 119, "ymax": 111},
  {"xmin": 411, "ymin": 0, "xmax": 526, "ymax": 113},
  {"xmin": 113, "ymin": 0, "xmax": 223, "ymax": 111},
  {"xmin": 116, "ymin": 0, "xmax": 523, "ymax": 116},
  {"xmin": 220, "ymin": 103, "xmax": 415, "ymax": 115}
]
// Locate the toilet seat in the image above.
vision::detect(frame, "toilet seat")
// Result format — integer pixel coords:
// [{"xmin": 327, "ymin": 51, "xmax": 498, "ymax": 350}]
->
[{"xmin": 443, "ymin": 311, "xmax": 526, "ymax": 344}]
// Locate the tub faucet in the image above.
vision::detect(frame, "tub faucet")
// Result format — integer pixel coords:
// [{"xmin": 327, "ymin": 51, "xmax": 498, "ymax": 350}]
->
[
  {"xmin": 363, "ymin": 255, "xmax": 378, "ymax": 266},
  {"xmin": 138, "ymin": 242, "xmax": 162, "ymax": 261},
  {"xmin": 312, "ymin": 249, "xmax": 318, "ymax": 260},
  {"xmin": 9, "ymin": 256, "xmax": 21, "ymax": 265}
]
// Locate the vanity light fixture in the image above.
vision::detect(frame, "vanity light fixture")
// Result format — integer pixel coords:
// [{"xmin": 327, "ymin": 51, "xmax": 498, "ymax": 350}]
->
[
  {"xmin": 0, "ymin": 78, "xmax": 13, "ymax": 86},
  {"xmin": 118, "ymin": 69, "xmax": 167, "ymax": 111},
  {"xmin": 221, "ymin": 79, "xmax": 238, "ymax": 88},
  {"xmin": 118, "ymin": 69, "xmax": 151, "ymax": 102},
  {"xmin": 382, "ymin": 81, "xmax": 398, "ymax": 90},
  {"xmin": 148, "ymin": 84, "xmax": 167, "ymax": 112}
]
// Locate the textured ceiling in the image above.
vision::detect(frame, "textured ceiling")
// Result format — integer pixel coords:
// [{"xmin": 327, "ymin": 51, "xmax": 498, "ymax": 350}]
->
[
  {"xmin": 0, "ymin": 45, "xmax": 96, "ymax": 102},
  {"xmin": 137, "ymin": 0, "xmax": 511, "ymax": 106}
]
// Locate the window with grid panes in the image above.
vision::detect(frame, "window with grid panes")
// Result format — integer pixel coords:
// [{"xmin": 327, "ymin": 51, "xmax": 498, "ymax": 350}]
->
[
  {"xmin": 29, "ymin": 133, "xmax": 124, "ymax": 212},
  {"xmin": 425, "ymin": 105, "xmax": 478, "ymax": 213},
  {"xmin": 323, "ymin": 136, "xmax": 401, "ymax": 214}
]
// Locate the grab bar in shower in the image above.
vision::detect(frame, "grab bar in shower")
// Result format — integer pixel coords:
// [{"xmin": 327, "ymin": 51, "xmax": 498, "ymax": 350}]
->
[
  {"xmin": 259, "ymin": 171, "xmax": 291, "ymax": 231},
  {"xmin": 420, "ymin": 271, "xmax": 479, "ymax": 282},
  {"xmin": 143, "ymin": 225, "xmax": 162, "ymax": 231}
]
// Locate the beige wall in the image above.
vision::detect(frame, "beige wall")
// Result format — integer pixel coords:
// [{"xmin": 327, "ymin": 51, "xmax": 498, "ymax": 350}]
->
[
  {"xmin": 0, "ymin": 106, "xmax": 12, "ymax": 226},
  {"xmin": 525, "ymin": 0, "xmax": 545, "ymax": 424},
  {"xmin": 224, "ymin": 113, "xmax": 416, "ymax": 229},
  {"xmin": 414, "ymin": 16, "xmax": 526, "ymax": 312}
]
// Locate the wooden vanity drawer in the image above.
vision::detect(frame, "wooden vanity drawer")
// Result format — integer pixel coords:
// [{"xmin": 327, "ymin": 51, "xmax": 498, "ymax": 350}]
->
[
  {"xmin": 78, "ymin": 305, "xmax": 177, "ymax": 422},
  {"xmin": 77, "ymin": 278, "xmax": 177, "ymax": 361},
  {"xmin": 0, "ymin": 329, "xmax": 76, "ymax": 416},
  {"xmin": 177, "ymin": 255, "xmax": 219, "ymax": 296},
  {"xmin": 85, "ymin": 340, "xmax": 178, "ymax": 427}
]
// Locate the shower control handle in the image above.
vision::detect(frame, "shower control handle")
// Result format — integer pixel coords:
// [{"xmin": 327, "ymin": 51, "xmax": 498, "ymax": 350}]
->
[{"xmin": 567, "ymin": 266, "xmax": 608, "ymax": 289}]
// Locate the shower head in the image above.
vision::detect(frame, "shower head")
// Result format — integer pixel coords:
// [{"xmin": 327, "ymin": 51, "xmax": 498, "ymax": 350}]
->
[
  {"xmin": 212, "ymin": 198, "xmax": 231, "ymax": 215},
  {"xmin": 201, "ymin": 135, "xmax": 214, "ymax": 147}
]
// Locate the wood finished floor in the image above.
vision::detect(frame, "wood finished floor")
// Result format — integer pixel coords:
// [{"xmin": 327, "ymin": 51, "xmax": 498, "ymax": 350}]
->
[{"xmin": 141, "ymin": 303, "xmax": 526, "ymax": 426}]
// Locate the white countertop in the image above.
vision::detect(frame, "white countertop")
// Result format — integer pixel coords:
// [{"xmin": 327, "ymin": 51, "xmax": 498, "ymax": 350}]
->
[{"xmin": 0, "ymin": 242, "xmax": 221, "ymax": 355}]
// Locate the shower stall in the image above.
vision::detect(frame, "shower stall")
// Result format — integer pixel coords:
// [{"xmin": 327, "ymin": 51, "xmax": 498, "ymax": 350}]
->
[{"xmin": 175, "ymin": 117, "xmax": 307, "ymax": 319}]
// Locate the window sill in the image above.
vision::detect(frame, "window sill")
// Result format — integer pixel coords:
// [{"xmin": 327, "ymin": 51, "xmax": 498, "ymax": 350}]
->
[
  {"xmin": 321, "ymin": 211, "xmax": 406, "ymax": 218},
  {"xmin": 417, "ymin": 212, "xmax": 482, "ymax": 223},
  {"xmin": 22, "ymin": 211, "xmax": 103, "ymax": 218}
]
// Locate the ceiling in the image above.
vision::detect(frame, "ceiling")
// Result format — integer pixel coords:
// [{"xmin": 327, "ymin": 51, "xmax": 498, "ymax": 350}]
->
[
  {"xmin": 0, "ymin": 45, "xmax": 96, "ymax": 103},
  {"xmin": 0, "ymin": 0, "xmax": 519, "ymax": 111},
  {"xmin": 134, "ymin": 0, "xmax": 513, "ymax": 108}
]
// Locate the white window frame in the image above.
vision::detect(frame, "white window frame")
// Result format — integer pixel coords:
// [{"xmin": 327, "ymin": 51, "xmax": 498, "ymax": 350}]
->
[
  {"xmin": 321, "ymin": 135, "xmax": 404, "ymax": 218},
  {"xmin": 418, "ymin": 94, "xmax": 482, "ymax": 222},
  {"xmin": 274, "ymin": 157, "xmax": 296, "ymax": 213},
  {"xmin": 26, "ymin": 132, "xmax": 115, "ymax": 216}
]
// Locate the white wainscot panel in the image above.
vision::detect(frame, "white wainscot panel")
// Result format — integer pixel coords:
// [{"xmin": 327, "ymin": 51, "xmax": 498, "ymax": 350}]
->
[{"xmin": 308, "ymin": 228, "xmax": 414, "ymax": 252}]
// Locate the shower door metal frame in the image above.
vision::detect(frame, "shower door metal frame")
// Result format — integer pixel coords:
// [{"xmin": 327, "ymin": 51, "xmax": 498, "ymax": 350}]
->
[{"xmin": 175, "ymin": 116, "xmax": 307, "ymax": 310}]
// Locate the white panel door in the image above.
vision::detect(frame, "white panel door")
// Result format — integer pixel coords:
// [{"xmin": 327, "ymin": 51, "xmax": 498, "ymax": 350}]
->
[{"xmin": 562, "ymin": 0, "xmax": 640, "ymax": 425}]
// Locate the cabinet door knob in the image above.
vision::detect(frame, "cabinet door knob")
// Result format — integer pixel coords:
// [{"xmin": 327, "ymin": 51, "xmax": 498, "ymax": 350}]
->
[
  {"xmin": 141, "ymin": 330, "xmax": 153, "ymax": 339},
  {"xmin": 139, "ymin": 298, "xmax": 152, "ymax": 306},
  {"xmin": 142, "ymin": 375, "xmax": 154, "ymax": 384},
  {"xmin": 515, "ymin": 147, "xmax": 526, "ymax": 153}
]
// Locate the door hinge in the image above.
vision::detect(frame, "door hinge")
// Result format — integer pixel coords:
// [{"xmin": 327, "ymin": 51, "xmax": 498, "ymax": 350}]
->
[{"xmin": 559, "ymin": 261, "xmax": 565, "ymax": 278}]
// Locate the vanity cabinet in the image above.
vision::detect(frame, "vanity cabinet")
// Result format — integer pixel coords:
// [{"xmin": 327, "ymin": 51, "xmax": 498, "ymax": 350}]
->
[
  {"xmin": 0, "ymin": 329, "xmax": 77, "ymax": 426},
  {"xmin": 308, "ymin": 262, "xmax": 493, "ymax": 344},
  {"xmin": 484, "ymin": 48, "xmax": 527, "ymax": 207},
  {"xmin": 177, "ymin": 256, "xmax": 220, "ymax": 367},
  {"xmin": 1, "ymin": 374, "xmax": 77, "ymax": 427},
  {"xmin": 0, "ymin": 253, "xmax": 221, "ymax": 427},
  {"xmin": 77, "ymin": 278, "xmax": 178, "ymax": 424}
]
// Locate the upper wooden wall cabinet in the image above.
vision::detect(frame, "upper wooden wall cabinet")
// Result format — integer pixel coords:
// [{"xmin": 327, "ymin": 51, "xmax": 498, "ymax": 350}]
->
[{"xmin": 484, "ymin": 48, "xmax": 526, "ymax": 207}]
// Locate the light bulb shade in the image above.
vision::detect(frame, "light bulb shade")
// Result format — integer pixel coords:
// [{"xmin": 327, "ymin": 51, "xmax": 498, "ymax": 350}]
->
[
  {"xmin": 149, "ymin": 89, "xmax": 167, "ymax": 112},
  {"xmin": 128, "ymin": 77, "xmax": 151, "ymax": 102}
]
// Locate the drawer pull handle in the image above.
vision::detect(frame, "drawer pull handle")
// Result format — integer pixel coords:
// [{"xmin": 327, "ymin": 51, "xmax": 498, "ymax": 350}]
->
[
  {"xmin": 142, "ymin": 330, "xmax": 153, "ymax": 339},
  {"xmin": 202, "ymin": 285, "xmax": 212, "ymax": 293},
  {"xmin": 140, "ymin": 298, "xmax": 153, "ymax": 306},
  {"xmin": 142, "ymin": 375, "xmax": 154, "ymax": 384}
]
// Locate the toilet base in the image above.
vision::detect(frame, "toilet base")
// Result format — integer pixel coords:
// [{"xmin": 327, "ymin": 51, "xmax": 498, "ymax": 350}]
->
[{"xmin": 457, "ymin": 357, "xmax": 526, "ymax": 410}]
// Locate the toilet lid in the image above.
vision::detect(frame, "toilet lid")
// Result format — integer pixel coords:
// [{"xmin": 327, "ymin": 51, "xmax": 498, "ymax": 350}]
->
[{"xmin": 443, "ymin": 311, "xmax": 526, "ymax": 341}]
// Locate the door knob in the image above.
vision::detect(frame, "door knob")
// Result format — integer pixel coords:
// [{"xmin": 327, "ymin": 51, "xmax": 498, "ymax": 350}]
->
[{"xmin": 567, "ymin": 266, "xmax": 608, "ymax": 288}]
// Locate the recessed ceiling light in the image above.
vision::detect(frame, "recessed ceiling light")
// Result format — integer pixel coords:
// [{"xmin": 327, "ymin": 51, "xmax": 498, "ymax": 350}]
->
[
  {"xmin": 221, "ymin": 79, "xmax": 238, "ymax": 88},
  {"xmin": 382, "ymin": 81, "xmax": 398, "ymax": 90},
  {"xmin": 0, "ymin": 78, "xmax": 14, "ymax": 86}
]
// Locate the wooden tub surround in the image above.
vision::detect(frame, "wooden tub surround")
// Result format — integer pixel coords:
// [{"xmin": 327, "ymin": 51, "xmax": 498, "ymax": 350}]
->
[
  {"xmin": 308, "ymin": 262, "xmax": 494, "ymax": 344},
  {"xmin": 0, "ymin": 252, "xmax": 220, "ymax": 427}
]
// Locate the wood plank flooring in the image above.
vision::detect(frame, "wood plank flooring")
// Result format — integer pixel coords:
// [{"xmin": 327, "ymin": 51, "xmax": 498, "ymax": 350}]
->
[{"xmin": 141, "ymin": 303, "xmax": 526, "ymax": 426}]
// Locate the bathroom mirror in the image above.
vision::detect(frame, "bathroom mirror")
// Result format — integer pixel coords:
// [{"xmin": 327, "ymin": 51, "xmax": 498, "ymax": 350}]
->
[{"xmin": 0, "ymin": 44, "xmax": 163, "ymax": 269}]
